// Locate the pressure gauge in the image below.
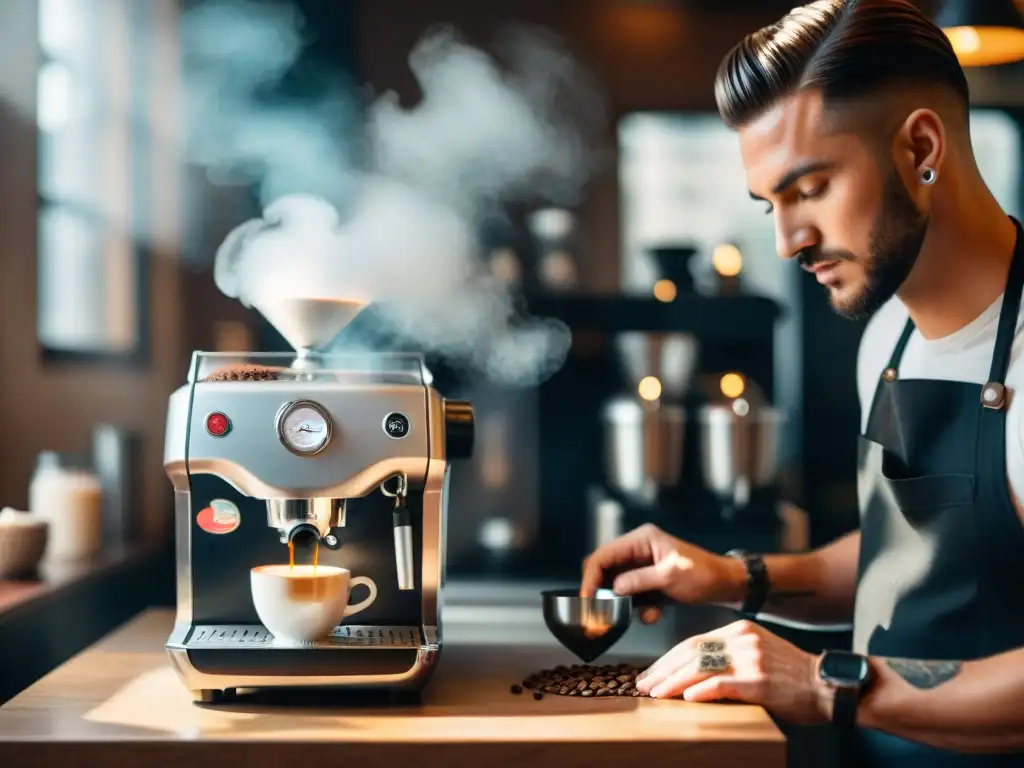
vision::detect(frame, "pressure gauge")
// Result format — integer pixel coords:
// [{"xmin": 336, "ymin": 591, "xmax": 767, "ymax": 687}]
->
[{"xmin": 276, "ymin": 400, "xmax": 333, "ymax": 456}]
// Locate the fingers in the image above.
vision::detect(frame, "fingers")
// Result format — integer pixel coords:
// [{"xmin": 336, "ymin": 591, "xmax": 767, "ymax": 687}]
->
[
  {"xmin": 681, "ymin": 675, "xmax": 752, "ymax": 703},
  {"xmin": 611, "ymin": 560, "xmax": 671, "ymax": 596},
  {"xmin": 636, "ymin": 636, "xmax": 701, "ymax": 691},
  {"xmin": 640, "ymin": 655, "xmax": 710, "ymax": 698},
  {"xmin": 579, "ymin": 525, "xmax": 657, "ymax": 597},
  {"xmin": 636, "ymin": 621, "xmax": 760, "ymax": 696}
]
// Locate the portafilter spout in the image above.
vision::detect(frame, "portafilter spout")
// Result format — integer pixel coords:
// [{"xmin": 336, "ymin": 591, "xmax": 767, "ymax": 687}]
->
[{"xmin": 266, "ymin": 498, "xmax": 345, "ymax": 546}]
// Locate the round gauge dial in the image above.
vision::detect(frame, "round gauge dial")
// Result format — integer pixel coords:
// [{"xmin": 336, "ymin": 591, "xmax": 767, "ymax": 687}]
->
[{"xmin": 277, "ymin": 400, "xmax": 333, "ymax": 456}]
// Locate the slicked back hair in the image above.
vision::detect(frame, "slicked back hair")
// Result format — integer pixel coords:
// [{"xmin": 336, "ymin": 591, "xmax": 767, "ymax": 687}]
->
[{"xmin": 714, "ymin": 0, "xmax": 970, "ymax": 130}]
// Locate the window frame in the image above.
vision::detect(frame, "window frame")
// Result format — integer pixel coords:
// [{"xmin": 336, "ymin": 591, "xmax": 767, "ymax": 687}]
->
[{"xmin": 35, "ymin": 0, "xmax": 151, "ymax": 366}]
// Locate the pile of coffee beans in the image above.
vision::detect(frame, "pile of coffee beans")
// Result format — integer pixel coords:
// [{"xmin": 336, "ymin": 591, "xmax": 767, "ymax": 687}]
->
[
  {"xmin": 203, "ymin": 365, "xmax": 283, "ymax": 382},
  {"xmin": 512, "ymin": 663, "xmax": 650, "ymax": 699}
]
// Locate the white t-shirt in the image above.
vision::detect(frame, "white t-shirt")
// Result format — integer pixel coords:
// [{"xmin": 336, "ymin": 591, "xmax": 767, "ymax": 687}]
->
[{"xmin": 857, "ymin": 295, "xmax": 1024, "ymax": 504}]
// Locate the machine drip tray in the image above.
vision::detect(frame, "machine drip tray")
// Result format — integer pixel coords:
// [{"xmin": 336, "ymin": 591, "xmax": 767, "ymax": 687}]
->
[{"xmin": 185, "ymin": 625, "xmax": 425, "ymax": 650}]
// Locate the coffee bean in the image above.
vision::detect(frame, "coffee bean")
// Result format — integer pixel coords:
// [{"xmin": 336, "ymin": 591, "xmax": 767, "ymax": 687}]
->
[
  {"xmin": 533, "ymin": 691, "xmax": 544, "ymax": 700},
  {"xmin": 515, "ymin": 663, "xmax": 652, "ymax": 698},
  {"xmin": 511, "ymin": 684, "xmax": 523, "ymax": 694}
]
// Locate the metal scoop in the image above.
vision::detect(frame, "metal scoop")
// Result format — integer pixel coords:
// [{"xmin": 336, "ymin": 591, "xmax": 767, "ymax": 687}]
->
[{"xmin": 541, "ymin": 588, "xmax": 632, "ymax": 663}]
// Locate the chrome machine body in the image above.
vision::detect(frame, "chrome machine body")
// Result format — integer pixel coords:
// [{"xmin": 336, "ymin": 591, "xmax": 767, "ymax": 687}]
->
[{"xmin": 163, "ymin": 348, "xmax": 473, "ymax": 703}]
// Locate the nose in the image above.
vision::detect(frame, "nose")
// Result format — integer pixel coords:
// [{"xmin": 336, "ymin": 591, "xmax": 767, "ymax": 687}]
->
[{"xmin": 775, "ymin": 217, "xmax": 819, "ymax": 261}]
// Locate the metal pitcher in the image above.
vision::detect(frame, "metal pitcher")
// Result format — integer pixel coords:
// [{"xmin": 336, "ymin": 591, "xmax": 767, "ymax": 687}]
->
[
  {"xmin": 699, "ymin": 398, "xmax": 783, "ymax": 514},
  {"xmin": 601, "ymin": 395, "xmax": 686, "ymax": 505}
]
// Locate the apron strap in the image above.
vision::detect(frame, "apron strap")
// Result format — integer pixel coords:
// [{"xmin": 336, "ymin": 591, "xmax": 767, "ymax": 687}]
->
[
  {"xmin": 885, "ymin": 317, "xmax": 916, "ymax": 371},
  {"xmin": 884, "ymin": 216, "xmax": 1024, "ymax": 389},
  {"xmin": 985, "ymin": 216, "xmax": 1024, "ymax": 387}
]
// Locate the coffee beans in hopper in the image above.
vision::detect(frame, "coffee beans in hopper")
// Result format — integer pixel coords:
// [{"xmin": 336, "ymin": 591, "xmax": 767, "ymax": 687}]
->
[
  {"xmin": 514, "ymin": 663, "xmax": 650, "ymax": 699},
  {"xmin": 203, "ymin": 365, "xmax": 284, "ymax": 382}
]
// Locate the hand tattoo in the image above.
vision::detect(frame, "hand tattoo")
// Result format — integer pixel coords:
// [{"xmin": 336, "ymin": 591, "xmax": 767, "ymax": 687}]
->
[{"xmin": 884, "ymin": 658, "xmax": 963, "ymax": 689}]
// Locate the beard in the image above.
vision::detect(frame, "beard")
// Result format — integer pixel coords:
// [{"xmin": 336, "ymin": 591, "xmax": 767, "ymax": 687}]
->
[{"xmin": 803, "ymin": 167, "xmax": 929, "ymax": 320}]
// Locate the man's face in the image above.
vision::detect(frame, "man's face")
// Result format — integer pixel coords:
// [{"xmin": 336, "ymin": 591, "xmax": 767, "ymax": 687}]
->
[{"xmin": 738, "ymin": 90, "xmax": 929, "ymax": 319}]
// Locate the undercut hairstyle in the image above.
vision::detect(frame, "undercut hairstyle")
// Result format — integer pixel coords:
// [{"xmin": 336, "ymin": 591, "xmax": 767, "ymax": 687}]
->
[{"xmin": 714, "ymin": 0, "xmax": 970, "ymax": 130}]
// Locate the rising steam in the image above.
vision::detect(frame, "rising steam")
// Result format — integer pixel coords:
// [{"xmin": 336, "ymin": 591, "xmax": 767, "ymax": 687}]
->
[{"xmin": 182, "ymin": 0, "xmax": 607, "ymax": 386}]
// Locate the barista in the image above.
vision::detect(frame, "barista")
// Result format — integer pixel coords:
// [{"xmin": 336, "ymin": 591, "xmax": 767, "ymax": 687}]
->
[{"xmin": 581, "ymin": 1, "xmax": 1024, "ymax": 765}]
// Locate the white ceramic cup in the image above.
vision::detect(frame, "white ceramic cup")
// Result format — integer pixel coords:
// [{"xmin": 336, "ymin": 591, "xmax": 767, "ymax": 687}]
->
[{"xmin": 250, "ymin": 564, "xmax": 377, "ymax": 643}]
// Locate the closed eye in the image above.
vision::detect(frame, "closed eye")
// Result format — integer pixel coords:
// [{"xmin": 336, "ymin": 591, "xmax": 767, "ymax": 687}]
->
[
  {"xmin": 800, "ymin": 182, "xmax": 827, "ymax": 200},
  {"xmin": 763, "ymin": 182, "xmax": 828, "ymax": 214}
]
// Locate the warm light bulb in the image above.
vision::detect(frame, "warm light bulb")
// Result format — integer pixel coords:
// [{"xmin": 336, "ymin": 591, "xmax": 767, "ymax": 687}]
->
[
  {"xmin": 720, "ymin": 372, "xmax": 745, "ymax": 399},
  {"xmin": 712, "ymin": 244, "xmax": 743, "ymax": 277},
  {"xmin": 638, "ymin": 376, "xmax": 662, "ymax": 401},
  {"xmin": 943, "ymin": 26, "xmax": 1024, "ymax": 67},
  {"xmin": 947, "ymin": 26, "xmax": 982, "ymax": 55},
  {"xmin": 652, "ymin": 279, "xmax": 677, "ymax": 302}
]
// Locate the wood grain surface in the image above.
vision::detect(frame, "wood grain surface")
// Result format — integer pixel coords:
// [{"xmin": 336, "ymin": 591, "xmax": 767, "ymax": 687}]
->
[{"xmin": 0, "ymin": 608, "xmax": 785, "ymax": 767}]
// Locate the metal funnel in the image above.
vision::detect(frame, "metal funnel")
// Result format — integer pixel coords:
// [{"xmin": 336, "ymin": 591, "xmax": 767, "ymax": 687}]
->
[
  {"xmin": 251, "ymin": 297, "xmax": 366, "ymax": 353},
  {"xmin": 541, "ymin": 589, "xmax": 632, "ymax": 663}
]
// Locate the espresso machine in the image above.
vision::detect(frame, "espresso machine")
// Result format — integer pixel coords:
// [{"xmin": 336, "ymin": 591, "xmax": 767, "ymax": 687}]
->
[{"xmin": 163, "ymin": 295, "xmax": 474, "ymax": 703}]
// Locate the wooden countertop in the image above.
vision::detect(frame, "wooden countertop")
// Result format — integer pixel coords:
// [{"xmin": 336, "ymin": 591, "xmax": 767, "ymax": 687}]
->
[{"xmin": 0, "ymin": 608, "xmax": 785, "ymax": 768}]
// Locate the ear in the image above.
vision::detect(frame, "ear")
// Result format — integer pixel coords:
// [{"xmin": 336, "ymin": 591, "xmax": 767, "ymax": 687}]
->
[{"xmin": 893, "ymin": 108, "xmax": 946, "ymax": 194}]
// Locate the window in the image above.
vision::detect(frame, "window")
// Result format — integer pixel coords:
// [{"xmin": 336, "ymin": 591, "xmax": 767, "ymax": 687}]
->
[{"xmin": 37, "ymin": 0, "xmax": 145, "ymax": 358}]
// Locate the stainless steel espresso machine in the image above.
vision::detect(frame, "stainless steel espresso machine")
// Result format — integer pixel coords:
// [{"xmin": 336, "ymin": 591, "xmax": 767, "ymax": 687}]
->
[{"xmin": 163, "ymin": 295, "xmax": 474, "ymax": 703}]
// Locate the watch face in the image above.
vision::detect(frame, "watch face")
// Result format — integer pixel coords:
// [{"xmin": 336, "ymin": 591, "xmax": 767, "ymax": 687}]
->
[{"xmin": 820, "ymin": 651, "xmax": 870, "ymax": 686}]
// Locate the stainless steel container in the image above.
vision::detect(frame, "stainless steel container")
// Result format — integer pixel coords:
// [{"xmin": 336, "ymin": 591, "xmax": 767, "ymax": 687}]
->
[
  {"xmin": 601, "ymin": 395, "xmax": 686, "ymax": 504},
  {"xmin": 614, "ymin": 332, "xmax": 698, "ymax": 401},
  {"xmin": 699, "ymin": 398, "xmax": 783, "ymax": 512}
]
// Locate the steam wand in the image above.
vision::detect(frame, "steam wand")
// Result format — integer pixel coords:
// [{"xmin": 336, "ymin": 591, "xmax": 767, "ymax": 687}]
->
[{"xmin": 381, "ymin": 473, "xmax": 415, "ymax": 591}]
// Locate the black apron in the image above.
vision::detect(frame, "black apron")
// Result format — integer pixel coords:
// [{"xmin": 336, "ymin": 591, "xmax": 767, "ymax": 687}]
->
[{"xmin": 851, "ymin": 216, "xmax": 1024, "ymax": 766}]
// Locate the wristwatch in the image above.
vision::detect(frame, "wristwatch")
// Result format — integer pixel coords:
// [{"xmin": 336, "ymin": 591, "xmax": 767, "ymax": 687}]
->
[
  {"xmin": 725, "ymin": 549, "xmax": 770, "ymax": 617},
  {"xmin": 817, "ymin": 650, "xmax": 873, "ymax": 728}
]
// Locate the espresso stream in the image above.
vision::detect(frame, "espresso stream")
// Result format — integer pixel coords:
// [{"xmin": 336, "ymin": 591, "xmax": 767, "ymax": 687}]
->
[{"xmin": 287, "ymin": 539, "xmax": 320, "ymax": 573}]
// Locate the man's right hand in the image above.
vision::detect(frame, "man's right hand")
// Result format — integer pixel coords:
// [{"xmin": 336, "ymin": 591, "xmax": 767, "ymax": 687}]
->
[{"xmin": 580, "ymin": 524, "xmax": 747, "ymax": 622}]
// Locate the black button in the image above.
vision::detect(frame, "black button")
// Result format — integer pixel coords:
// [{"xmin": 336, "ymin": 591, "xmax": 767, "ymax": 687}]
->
[{"xmin": 383, "ymin": 412, "xmax": 411, "ymax": 439}]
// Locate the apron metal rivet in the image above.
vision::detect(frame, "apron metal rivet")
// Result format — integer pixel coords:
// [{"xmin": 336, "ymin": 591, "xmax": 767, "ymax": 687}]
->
[
  {"xmin": 982, "ymin": 382, "xmax": 1006, "ymax": 409},
  {"xmin": 882, "ymin": 368, "xmax": 897, "ymax": 383}
]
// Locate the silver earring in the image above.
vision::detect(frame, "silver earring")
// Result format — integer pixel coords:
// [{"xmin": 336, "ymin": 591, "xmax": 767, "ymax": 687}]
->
[{"xmin": 921, "ymin": 167, "xmax": 937, "ymax": 185}]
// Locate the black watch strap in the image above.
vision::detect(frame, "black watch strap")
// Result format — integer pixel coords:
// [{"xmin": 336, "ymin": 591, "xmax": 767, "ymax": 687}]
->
[
  {"xmin": 832, "ymin": 686, "xmax": 859, "ymax": 729},
  {"xmin": 726, "ymin": 549, "xmax": 770, "ymax": 617}
]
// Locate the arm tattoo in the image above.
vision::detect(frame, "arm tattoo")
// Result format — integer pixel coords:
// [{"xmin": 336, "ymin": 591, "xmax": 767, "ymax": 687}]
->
[{"xmin": 884, "ymin": 658, "xmax": 963, "ymax": 689}]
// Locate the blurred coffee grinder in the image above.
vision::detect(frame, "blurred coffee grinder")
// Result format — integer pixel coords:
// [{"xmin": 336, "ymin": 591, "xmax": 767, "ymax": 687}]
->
[
  {"xmin": 595, "ymin": 332, "xmax": 696, "ymax": 533},
  {"xmin": 697, "ymin": 372, "xmax": 784, "ymax": 521}
]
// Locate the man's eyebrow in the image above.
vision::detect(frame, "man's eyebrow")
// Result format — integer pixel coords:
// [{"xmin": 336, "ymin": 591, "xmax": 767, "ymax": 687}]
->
[{"xmin": 748, "ymin": 160, "xmax": 835, "ymax": 201}]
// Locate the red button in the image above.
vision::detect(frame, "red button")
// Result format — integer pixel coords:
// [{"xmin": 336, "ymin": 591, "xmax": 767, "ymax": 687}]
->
[{"xmin": 206, "ymin": 412, "xmax": 231, "ymax": 436}]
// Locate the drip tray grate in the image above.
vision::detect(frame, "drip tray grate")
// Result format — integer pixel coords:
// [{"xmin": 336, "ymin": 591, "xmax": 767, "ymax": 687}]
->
[{"xmin": 187, "ymin": 625, "xmax": 423, "ymax": 649}]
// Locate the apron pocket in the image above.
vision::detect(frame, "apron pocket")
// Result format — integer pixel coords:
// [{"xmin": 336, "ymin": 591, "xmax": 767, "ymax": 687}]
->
[{"xmin": 880, "ymin": 453, "xmax": 975, "ymax": 519}]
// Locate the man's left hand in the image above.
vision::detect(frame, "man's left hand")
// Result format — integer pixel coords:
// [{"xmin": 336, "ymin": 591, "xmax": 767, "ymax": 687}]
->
[{"xmin": 635, "ymin": 619, "xmax": 833, "ymax": 725}]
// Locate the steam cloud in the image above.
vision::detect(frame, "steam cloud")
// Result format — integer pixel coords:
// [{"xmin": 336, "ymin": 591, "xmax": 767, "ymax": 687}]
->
[{"xmin": 182, "ymin": 1, "xmax": 607, "ymax": 386}]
